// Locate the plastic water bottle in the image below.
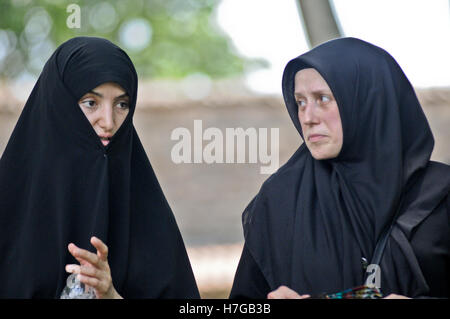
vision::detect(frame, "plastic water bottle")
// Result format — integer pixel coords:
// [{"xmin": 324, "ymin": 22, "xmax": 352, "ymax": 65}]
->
[{"xmin": 60, "ymin": 273, "xmax": 96, "ymax": 299}]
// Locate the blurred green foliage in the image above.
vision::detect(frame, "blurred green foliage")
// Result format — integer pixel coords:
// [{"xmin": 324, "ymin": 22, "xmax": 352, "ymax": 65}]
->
[{"xmin": 0, "ymin": 0, "xmax": 266, "ymax": 80}]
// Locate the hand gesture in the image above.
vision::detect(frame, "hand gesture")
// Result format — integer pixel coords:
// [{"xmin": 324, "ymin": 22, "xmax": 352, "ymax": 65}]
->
[{"xmin": 65, "ymin": 236, "xmax": 122, "ymax": 299}]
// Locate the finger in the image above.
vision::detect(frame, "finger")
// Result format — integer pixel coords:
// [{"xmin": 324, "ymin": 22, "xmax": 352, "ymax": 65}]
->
[
  {"xmin": 65, "ymin": 264, "xmax": 81, "ymax": 274},
  {"xmin": 267, "ymin": 286, "xmax": 302, "ymax": 299},
  {"xmin": 69, "ymin": 243, "xmax": 100, "ymax": 266},
  {"xmin": 78, "ymin": 274, "xmax": 100, "ymax": 289},
  {"xmin": 68, "ymin": 244, "xmax": 94, "ymax": 267},
  {"xmin": 66, "ymin": 264, "xmax": 100, "ymax": 280},
  {"xmin": 78, "ymin": 273, "xmax": 112, "ymax": 299},
  {"xmin": 67, "ymin": 243, "xmax": 89, "ymax": 266},
  {"xmin": 90, "ymin": 236, "xmax": 108, "ymax": 261},
  {"xmin": 284, "ymin": 289, "xmax": 303, "ymax": 299},
  {"xmin": 383, "ymin": 294, "xmax": 410, "ymax": 299},
  {"xmin": 78, "ymin": 264, "xmax": 101, "ymax": 278},
  {"xmin": 267, "ymin": 286, "xmax": 286, "ymax": 299}
]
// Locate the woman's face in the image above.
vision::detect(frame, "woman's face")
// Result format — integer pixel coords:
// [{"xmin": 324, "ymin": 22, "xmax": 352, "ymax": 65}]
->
[
  {"xmin": 78, "ymin": 82, "xmax": 130, "ymax": 146},
  {"xmin": 294, "ymin": 68, "xmax": 343, "ymax": 160}
]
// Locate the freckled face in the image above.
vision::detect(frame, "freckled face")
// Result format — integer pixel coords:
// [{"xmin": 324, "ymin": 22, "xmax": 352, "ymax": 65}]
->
[
  {"xmin": 294, "ymin": 68, "xmax": 343, "ymax": 160},
  {"xmin": 78, "ymin": 82, "xmax": 130, "ymax": 146}
]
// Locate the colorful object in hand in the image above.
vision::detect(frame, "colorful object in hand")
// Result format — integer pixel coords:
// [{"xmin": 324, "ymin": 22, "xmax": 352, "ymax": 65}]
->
[{"xmin": 314, "ymin": 285, "xmax": 383, "ymax": 299}]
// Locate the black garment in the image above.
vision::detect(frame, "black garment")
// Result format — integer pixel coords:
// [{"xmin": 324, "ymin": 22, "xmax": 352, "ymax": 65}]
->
[
  {"xmin": 230, "ymin": 38, "xmax": 450, "ymax": 298},
  {"xmin": 0, "ymin": 37, "xmax": 199, "ymax": 298}
]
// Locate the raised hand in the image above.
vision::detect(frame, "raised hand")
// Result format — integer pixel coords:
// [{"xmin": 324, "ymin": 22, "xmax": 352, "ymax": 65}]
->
[{"xmin": 66, "ymin": 236, "xmax": 122, "ymax": 299}]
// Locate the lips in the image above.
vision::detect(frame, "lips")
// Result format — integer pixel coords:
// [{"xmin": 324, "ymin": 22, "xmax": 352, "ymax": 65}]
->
[
  {"xmin": 99, "ymin": 135, "xmax": 112, "ymax": 146},
  {"xmin": 308, "ymin": 134, "xmax": 327, "ymax": 142}
]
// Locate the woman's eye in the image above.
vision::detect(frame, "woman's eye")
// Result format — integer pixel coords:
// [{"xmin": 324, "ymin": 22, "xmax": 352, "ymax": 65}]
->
[
  {"xmin": 116, "ymin": 101, "xmax": 129, "ymax": 109},
  {"xmin": 81, "ymin": 100, "xmax": 96, "ymax": 108},
  {"xmin": 320, "ymin": 95, "xmax": 331, "ymax": 102},
  {"xmin": 296, "ymin": 100, "xmax": 306, "ymax": 108}
]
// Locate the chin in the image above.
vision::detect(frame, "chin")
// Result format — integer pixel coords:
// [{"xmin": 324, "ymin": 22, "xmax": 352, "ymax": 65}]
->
[
  {"xmin": 309, "ymin": 146, "xmax": 340, "ymax": 160},
  {"xmin": 311, "ymin": 153, "xmax": 334, "ymax": 160}
]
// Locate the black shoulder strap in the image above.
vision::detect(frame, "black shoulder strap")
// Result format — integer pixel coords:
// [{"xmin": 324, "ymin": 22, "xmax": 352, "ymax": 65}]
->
[{"xmin": 364, "ymin": 195, "xmax": 406, "ymax": 285}]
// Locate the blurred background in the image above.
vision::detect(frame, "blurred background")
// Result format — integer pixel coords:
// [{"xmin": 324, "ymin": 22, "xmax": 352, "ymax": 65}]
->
[{"xmin": 0, "ymin": 0, "xmax": 449, "ymax": 298}]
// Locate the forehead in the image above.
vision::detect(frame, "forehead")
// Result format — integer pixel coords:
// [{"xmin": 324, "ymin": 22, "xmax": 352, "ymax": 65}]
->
[
  {"xmin": 92, "ymin": 82, "xmax": 127, "ymax": 94},
  {"xmin": 294, "ymin": 68, "xmax": 332, "ymax": 94}
]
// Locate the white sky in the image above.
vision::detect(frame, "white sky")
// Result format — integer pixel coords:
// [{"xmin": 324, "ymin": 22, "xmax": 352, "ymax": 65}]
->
[{"xmin": 217, "ymin": 0, "xmax": 450, "ymax": 94}]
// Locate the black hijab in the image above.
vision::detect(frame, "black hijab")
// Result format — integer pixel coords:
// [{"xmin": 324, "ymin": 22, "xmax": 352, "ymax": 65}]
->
[
  {"xmin": 0, "ymin": 37, "xmax": 199, "ymax": 298},
  {"xmin": 241, "ymin": 37, "xmax": 449, "ymax": 297}
]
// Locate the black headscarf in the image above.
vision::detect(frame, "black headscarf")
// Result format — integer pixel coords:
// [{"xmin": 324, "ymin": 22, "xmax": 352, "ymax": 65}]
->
[
  {"xmin": 0, "ymin": 37, "xmax": 199, "ymax": 298},
  {"xmin": 241, "ymin": 37, "xmax": 449, "ymax": 297}
]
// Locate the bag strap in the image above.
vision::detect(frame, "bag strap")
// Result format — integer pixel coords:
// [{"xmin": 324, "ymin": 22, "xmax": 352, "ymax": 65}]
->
[{"xmin": 364, "ymin": 194, "xmax": 406, "ymax": 287}]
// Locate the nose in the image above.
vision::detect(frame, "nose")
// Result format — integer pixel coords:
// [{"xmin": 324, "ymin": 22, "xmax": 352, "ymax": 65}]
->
[
  {"xmin": 99, "ymin": 104, "xmax": 115, "ymax": 132},
  {"xmin": 300, "ymin": 100, "xmax": 319, "ymax": 125}
]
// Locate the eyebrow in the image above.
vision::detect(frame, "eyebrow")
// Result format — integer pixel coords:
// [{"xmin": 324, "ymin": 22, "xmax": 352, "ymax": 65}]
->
[
  {"xmin": 87, "ymin": 90, "xmax": 129, "ymax": 100},
  {"xmin": 294, "ymin": 89, "xmax": 331, "ymax": 98}
]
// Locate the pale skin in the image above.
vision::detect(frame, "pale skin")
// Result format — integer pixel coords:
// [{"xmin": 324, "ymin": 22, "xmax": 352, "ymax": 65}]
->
[
  {"xmin": 294, "ymin": 68, "xmax": 343, "ymax": 160},
  {"xmin": 267, "ymin": 69, "xmax": 410, "ymax": 299},
  {"xmin": 78, "ymin": 82, "xmax": 130, "ymax": 147},
  {"xmin": 65, "ymin": 82, "xmax": 130, "ymax": 299}
]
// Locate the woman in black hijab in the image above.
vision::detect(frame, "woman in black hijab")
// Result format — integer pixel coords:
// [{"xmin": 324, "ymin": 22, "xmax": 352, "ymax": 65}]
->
[
  {"xmin": 230, "ymin": 37, "xmax": 449, "ymax": 299},
  {"xmin": 0, "ymin": 37, "xmax": 199, "ymax": 298}
]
